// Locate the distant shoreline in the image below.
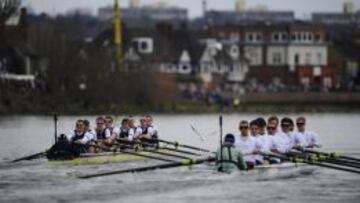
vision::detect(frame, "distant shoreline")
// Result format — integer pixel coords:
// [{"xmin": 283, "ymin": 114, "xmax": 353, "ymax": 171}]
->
[{"xmin": 1, "ymin": 92, "xmax": 360, "ymax": 115}]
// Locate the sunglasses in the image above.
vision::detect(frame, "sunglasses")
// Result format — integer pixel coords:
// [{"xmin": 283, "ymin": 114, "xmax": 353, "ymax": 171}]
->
[
  {"xmin": 281, "ymin": 124, "xmax": 290, "ymax": 127},
  {"xmin": 239, "ymin": 126, "xmax": 248, "ymax": 130},
  {"xmin": 267, "ymin": 127, "xmax": 276, "ymax": 130},
  {"xmin": 96, "ymin": 122, "xmax": 104, "ymax": 125},
  {"xmin": 296, "ymin": 122, "xmax": 305, "ymax": 126}
]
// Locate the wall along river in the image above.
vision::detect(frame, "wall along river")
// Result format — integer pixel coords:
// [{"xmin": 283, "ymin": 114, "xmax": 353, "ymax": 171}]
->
[{"xmin": 0, "ymin": 113, "xmax": 360, "ymax": 203}]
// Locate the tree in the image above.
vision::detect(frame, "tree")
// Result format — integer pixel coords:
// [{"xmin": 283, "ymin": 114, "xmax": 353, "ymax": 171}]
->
[{"xmin": 0, "ymin": 0, "xmax": 21, "ymax": 26}]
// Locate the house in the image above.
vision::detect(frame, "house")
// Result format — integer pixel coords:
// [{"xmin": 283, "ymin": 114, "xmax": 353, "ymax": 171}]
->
[
  {"xmin": 210, "ymin": 22, "xmax": 332, "ymax": 91},
  {"xmin": 0, "ymin": 8, "xmax": 43, "ymax": 89}
]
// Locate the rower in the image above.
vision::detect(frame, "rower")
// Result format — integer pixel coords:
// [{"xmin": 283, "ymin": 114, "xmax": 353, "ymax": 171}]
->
[
  {"xmin": 256, "ymin": 117, "xmax": 273, "ymax": 164},
  {"xmin": 66, "ymin": 119, "xmax": 94, "ymax": 154},
  {"xmin": 145, "ymin": 114, "xmax": 158, "ymax": 139},
  {"xmin": 104, "ymin": 116, "xmax": 115, "ymax": 135},
  {"xmin": 112, "ymin": 118, "xmax": 134, "ymax": 143},
  {"xmin": 278, "ymin": 117, "xmax": 294, "ymax": 153},
  {"xmin": 249, "ymin": 120, "xmax": 264, "ymax": 165},
  {"xmin": 296, "ymin": 117, "xmax": 321, "ymax": 149},
  {"xmin": 266, "ymin": 122, "xmax": 284, "ymax": 164},
  {"xmin": 235, "ymin": 120, "xmax": 258, "ymax": 169},
  {"xmin": 267, "ymin": 116, "xmax": 279, "ymax": 132},
  {"xmin": 256, "ymin": 117, "xmax": 267, "ymax": 136},
  {"xmin": 83, "ymin": 119, "xmax": 92, "ymax": 133},
  {"xmin": 134, "ymin": 116, "xmax": 158, "ymax": 144},
  {"xmin": 215, "ymin": 133, "xmax": 247, "ymax": 173}
]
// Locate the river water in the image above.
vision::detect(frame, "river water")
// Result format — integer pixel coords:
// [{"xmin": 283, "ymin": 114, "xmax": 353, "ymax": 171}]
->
[{"xmin": 0, "ymin": 113, "xmax": 360, "ymax": 202}]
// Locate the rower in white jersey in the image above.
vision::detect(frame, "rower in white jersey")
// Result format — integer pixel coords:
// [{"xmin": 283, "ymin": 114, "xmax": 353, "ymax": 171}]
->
[
  {"xmin": 111, "ymin": 118, "xmax": 134, "ymax": 143},
  {"xmin": 104, "ymin": 116, "xmax": 114, "ymax": 136},
  {"xmin": 235, "ymin": 120, "xmax": 259, "ymax": 169},
  {"xmin": 66, "ymin": 119, "xmax": 94, "ymax": 153},
  {"xmin": 134, "ymin": 115, "xmax": 158, "ymax": 144},
  {"xmin": 277, "ymin": 117, "xmax": 295, "ymax": 153},
  {"xmin": 296, "ymin": 117, "xmax": 321, "ymax": 149},
  {"xmin": 249, "ymin": 120, "xmax": 263, "ymax": 165},
  {"xmin": 265, "ymin": 122, "xmax": 284, "ymax": 164},
  {"xmin": 145, "ymin": 115, "xmax": 158, "ymax": 138},
  {"xmin": 267, "ymin": 116, "xmax": 279, "ymax": 133},
  {"xmin": 255, "ymin": 117, "xmax": 273, "ymax": 164}
]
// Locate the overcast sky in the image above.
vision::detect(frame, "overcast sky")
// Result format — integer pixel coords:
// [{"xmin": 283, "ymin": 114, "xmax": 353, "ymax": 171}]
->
[{"xmin": 23, "ymin": 0, "xmax": 360, "ymax": 19}]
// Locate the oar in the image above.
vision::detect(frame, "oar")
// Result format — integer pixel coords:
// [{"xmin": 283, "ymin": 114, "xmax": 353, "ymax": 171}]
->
[
  {"xmin": 144, "ymin": 138, "xmax": 210, "ymax": 152},
  {"xmin": 78, "ymin": 157, "xmax": 216, "ymax": 179},
  {"xmin": 263, "ymin": 153, "xmax": 360, "ymax": 175},
  {"xmin": 12, "ymin": 151, "xmax": 46, "ymax": 163},
  {"xmin": 159, "ymin": 146, "xmax": 202, "ymax": 156},
  {"xmin": 89, "ymin": 144, "xmax": 175, "ymax": 163},
  {"xmin": 117, "ymin": 140, "xmax": 203, "ymax": 156},
  {"xmin": 305, "ymin": 149, "xmax": 360, "ymax": 163},
  {"xmin": 113, "ymin": 143, "xmax": 193, "ymax": 160},
  {"xmin": 290, "ymin": 151, "xmax": 360, "ymax": 170}
]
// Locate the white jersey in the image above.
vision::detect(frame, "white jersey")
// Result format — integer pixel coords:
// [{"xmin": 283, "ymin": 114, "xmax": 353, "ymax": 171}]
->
[
  {"xmin": 297, "ymin": 131, "xmax": 321, "ymax": 148},
  {"xmin": 271, "ymin": 133, "xmax": 287, "ymax": 153},
  {"xmin": 277, "ymin": 132, "xmax": 294, "ymax": 152},
  {"xmin": 291, "ymin": 131, "xmax": 307, "ymax": 149},
  {"xmin": 251, "ymin": 135, "xmax": 264, "ymax": 162},
  {"xmin": 259, "ymin": 134, "xmax": 274, "ymax": 153},
  {"xmin": 66, "ymin": 130, "xmax": 93, "ymax": 144},
  {"xmin": 112, "ymin": 127, "xmax": 134, "ymax": 141},
  {"xmin": 235, "ymin": 135, "xmax": 257, "ymax": 163},
  {"xmin": 135, "ymin": 126, "xmax": 158, "ymax": 138}
]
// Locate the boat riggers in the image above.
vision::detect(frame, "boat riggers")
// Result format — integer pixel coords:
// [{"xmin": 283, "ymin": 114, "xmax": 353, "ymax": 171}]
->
[
  {"xmin": 262, "ymin": 152, "xmax": 360, "ymax": 175},
  {"xmin": 303, "ymin": 149, "xmax": 360, "ymax": 163},
  {"xmin": 141, "ymin": 138, "xmax": 210, "ymax": 153},
  {"xmin": 116, "ymin": 139, "xmax": 203, "ymax": 156}
]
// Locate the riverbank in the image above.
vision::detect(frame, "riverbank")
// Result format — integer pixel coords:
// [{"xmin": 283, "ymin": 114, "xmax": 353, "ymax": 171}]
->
[{"xmin": 1, "ymin": 92, "xmax": 360, "ymax": 115}]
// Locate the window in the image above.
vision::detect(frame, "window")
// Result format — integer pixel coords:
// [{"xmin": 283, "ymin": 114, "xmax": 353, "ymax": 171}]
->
[
  {"xmin": 308, "ymin": 33, "xmax": 313, "ymax": 41},
  {"xmin": 317, "ymin": 53, "xmax": 322, "ymax": 65},
  {"xmin": 302, "ymin": 33, "xmax": 307, "ymax": 41},
  {"xmin": 140, "ymin": 41, "xmax": 148, "ymax": 50},
  {"xmin": 273, "ymin": 33, "xmax": 279, "ymax": 42},
  {"xmin": 294, "ymin": 54, "xmax": 300, "ymax": 65},
  {"xmin": 272, "ymin": 52, "xmax": 282, "ymax": 65},
  {"xmin": 315, "ymin": 34, "xmax": 321, "ymax": 42},
  {"xmin": 230, "ymin": 32, "xmax": 240, "ymax": 42},
  {"xmin": 291, "ymin": 34, "xmax": 296, "ymax": 41},
  {"xmin": 297, "ymin": 33, "xmax": 301, "ymax": 41},
  {"xmin": 256, "ymin": 33, "xmax": 262, "ymax": 41},
  {"xmin": 248, "ymin": 34, "xmax": 253, "ymax": 42},
  {"xmin": 182, "ymin": 65, "xmax": 189, "ymax": 71},
  {"xmin": 282, "ymin": 33, "xmax": 288, "ymax": 41}
]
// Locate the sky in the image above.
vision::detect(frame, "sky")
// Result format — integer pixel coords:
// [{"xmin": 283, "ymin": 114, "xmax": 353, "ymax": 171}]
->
[{"xmin": 23, "ymin": 0, "xmax": 360, "ymax": 19}]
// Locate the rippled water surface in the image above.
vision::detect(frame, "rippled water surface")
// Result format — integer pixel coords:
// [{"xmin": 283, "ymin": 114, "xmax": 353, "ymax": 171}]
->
[{"xmin": 1, "ymin": 113, "xmax": 360, "ymax": 202}]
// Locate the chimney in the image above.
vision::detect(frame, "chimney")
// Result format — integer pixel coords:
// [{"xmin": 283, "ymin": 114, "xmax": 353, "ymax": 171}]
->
[
  {"xmin": 129, "ymin": 0, "xmax": 140, "ymax": 8},
  {"xmin": 235, "ymin": 0, "xmax": 246, "ymax": 12},
  {"xmin": 202, "ymin": 0, "xmax": 207, "ymax": 16}
]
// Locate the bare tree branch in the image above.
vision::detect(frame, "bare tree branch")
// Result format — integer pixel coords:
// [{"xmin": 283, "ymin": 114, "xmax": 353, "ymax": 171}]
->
[{"xmin": 0, "ymin": 0, "xmax": 21, "ymax": 26}]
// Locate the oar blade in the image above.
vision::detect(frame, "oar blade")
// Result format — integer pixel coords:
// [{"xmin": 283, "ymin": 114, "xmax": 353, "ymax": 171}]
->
[{"xmin": 12, "ymin": 151, "xmax": 45, "ymax": 163}]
